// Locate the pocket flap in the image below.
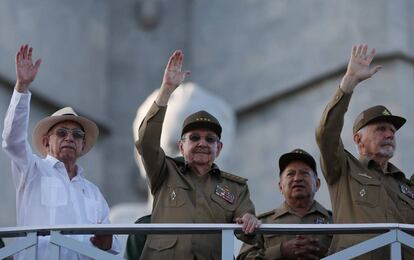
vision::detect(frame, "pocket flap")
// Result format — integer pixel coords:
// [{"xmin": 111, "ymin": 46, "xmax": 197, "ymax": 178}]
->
[
  {"xmin": 148, "ymin": 236, "xmax": 177, "ymax": 251},
  {"xmin": 350, "ymin": 172, "xmax": 381, "ymax": 186}
]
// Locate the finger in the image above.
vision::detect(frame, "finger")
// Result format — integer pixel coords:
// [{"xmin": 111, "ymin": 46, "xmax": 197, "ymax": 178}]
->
[
  {"xmin": 369, "ymin": 65, "xmax": 382, "ymax": 76},
  {"xmin": 28, "ymin": 47, "xmax": 33, "ymax": 61},
  {"xmin": 235, "ymin": 217, "xmax": 243, "ymax": 224},
  {"xmin": 16, "ymin": 51, "xmax": 20, "ymax": 65},
  {"xmin": 351, "ymin": 45, "xmax": 357, "ymax": 57},
  {"xmin": 178, "ymin": 52, "xmax": 184, "ymax": 71},
  {"xmin": 366, "ymin": 48, "xmax": 376, "ymax": 64},
  {"xmin": 33, "ymin": 59, "xmax": 42, "ymax": 75},
  {"xmin": 172, "ymin": 50, "xmax": 181, "ymax": 68},
  {"xmin": 22, "ymin": 44, "xmax": 28, "ymax": 60},
  {"xmin": 361, "ymin": 44, "xmax": 368, "ymax": 57},
  {"xmin": 255, "ymin": 219, "xmax": 262, "ymax": 228},
  {"xmin": 356, "ymin": 44, "xmax": 363, "ymax": 57}
]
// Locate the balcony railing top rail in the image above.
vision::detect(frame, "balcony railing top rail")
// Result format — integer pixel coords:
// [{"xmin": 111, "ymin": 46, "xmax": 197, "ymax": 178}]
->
[{"xmin": 0, "ymin": 223, "xmax": 413, "ymax": 259}]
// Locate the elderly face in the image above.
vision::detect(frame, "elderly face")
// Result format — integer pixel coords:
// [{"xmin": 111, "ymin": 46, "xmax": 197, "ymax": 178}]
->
[
  {"xmin": 279, "ymin": 160, "xmax": 320, "ymax": 202},
  {"xmin": 179, "ymin": 129, "xmax": 222, "ymax": 168},
  {"xmin": 354, "ymin": 121, "xmax": 396, "ymax": 159},
  {"xmin": 42, "ymin": 120, "xmax": 85, "ymax": 163}
]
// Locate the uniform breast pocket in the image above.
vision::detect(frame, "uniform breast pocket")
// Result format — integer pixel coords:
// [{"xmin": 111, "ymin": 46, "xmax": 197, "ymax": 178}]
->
[
  {"xmin": 397, "ymin": 193, "xmax": 414, "ymax": 222},
  {"xmin": 350, "ymin": 173, "xmax": 381, "ymax": 208},
  {"xmin": 41, "ymin": 177, "xmax": 68, "ymax": 207},
  {"xmin": 164, "ymin": 184, "xmax": 188, "ymax": 208},
  {"xmin": 84, "ymin": 197, "xmax": 100, "ymax": 223},
  {"xmin": 210, "ymin": 194, "xmax": 237, "ymax": 221}
]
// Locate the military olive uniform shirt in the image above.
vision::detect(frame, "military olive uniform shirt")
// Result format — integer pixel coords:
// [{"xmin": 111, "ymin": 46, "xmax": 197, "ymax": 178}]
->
[
  {"xmin": 237, "ymin": 201, "xmax": 332, "ymax": 260},
  {"xmin": 316, "ymin": 88, "xmax": 414, "ymax": 259},
  {"xmin": 136, "ymin": 102, "xmax": 256, "ymax": 260}
]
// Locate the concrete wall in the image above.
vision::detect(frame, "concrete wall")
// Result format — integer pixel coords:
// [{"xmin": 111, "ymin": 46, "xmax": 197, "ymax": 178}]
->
[{"xmin": 0, "ymin": 0, "xmax": 414, "ymax": 227}]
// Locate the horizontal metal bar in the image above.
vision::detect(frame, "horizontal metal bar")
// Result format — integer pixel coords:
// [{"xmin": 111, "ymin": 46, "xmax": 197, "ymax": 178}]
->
[{"xmin": 0, "ymin": 223, "xmax": 413, "ymax": 237}]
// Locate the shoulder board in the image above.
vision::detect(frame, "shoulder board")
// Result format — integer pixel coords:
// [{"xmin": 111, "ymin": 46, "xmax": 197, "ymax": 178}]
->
[
  {"xmin": 220, "ymin": 171, "xmax": 247, "ymax": 184},
  {"xmin": 167, "ymin": 156, "xmax": 185, "ymax": 165},
  {"xmin": 257, "ymin": 210, "xmax": 274, "ymax": 219}
]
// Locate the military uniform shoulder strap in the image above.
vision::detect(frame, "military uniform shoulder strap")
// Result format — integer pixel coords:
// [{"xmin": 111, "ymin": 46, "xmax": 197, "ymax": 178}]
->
[
  {"xmin": 220, "ymin": 171, "xmax": 247, "ymax": 184},
  {"xmin": 257, "ymin": 210, "xmax": 274, "ymax": 219}
]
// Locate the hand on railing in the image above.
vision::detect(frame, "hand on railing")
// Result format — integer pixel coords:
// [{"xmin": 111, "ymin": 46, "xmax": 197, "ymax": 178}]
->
[
  {"xmin": 90, "ymin": 234, "xmax": 113, "ymax": 251},
  {"xmin": 235, "ymin": 213, "xmax": 262, "ymax": 234}
]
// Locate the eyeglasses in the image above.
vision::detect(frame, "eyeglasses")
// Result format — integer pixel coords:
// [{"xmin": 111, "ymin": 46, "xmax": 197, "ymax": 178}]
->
[
  {"xmin": 51, "ymin": 128, "xmax": 85, "ymax": 140},
  {"xmin": 183, "ymin": 134, "xmax": 220, "ymax": 144}
]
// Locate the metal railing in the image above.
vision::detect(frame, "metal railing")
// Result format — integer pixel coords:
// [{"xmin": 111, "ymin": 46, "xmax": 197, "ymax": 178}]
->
[{"xmin": 0, "ymin": 223, "xmax": 413, "ymax": 259}]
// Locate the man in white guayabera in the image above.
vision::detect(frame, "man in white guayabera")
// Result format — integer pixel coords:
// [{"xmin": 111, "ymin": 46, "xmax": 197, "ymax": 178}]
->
[{"xmin": 2, "ymin": 44, "xmax": 120, "ymax": 259}]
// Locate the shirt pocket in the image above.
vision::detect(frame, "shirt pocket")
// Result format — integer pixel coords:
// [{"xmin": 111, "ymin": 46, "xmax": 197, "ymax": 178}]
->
[
  {"xmin": 84, "ymin": 197, "xmax": 100, "ymax": 223},
  {"xmin": 397, "ymin": 193, "xmax": 414, "ymax": 222},
  {"xmin": 41, "ymin": 177, "xmax": 68, "ymax": 207},
  {"xmin": 349, "ymin": 173, "xmax": 381, "ymax": 208},
  {"xmin": 210, "ymin": 193, "xmax": 238, "ymax": 221},
  {"xmin": 164, "ymin": 183, "xmax": 188, "ymax": 208}
]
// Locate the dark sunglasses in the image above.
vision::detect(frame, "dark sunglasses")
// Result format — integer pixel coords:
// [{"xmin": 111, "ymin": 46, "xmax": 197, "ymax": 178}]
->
[
  {"xmin": 184, "ymin": 134, "xmax": 219, "ymax": 144},
  {"xmin": 52, "ymin": 128, "xmax": 85, "ymax": 140}
]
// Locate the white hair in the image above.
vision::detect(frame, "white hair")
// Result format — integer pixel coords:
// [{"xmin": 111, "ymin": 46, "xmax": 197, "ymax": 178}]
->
[{"xmin": 354, "ymin": 125, "xmax": 367, "ymax": 154}]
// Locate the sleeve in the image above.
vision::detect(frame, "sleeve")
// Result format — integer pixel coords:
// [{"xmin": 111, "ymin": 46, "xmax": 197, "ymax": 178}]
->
[
  {"xmin": 135, "ymin": 102, "xmax": 169, "ymax": 194},
  {"xmin": 234, "ymin": 184, "xmax": 256, "ymax": 218},
  {"xmin": 236, "ymin": 235, "xmax": 267, "ymax": 260},
  {"xmin": 315, "ymin": 87, "xmax": 352, "ymax": 185},
  {"xmin": 2, "ymin": 90, "xmax": 36, "ymax": 187},
  {"xmin": 96, "ymin": 189, "xmax": 121, "ymax": 255}
]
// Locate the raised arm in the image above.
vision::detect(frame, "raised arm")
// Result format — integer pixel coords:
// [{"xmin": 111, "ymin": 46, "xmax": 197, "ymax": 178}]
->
[
  {"xmin": 15, "ymin": 44, "xmax": 42, "ymax": 93},
  {"xmin": 136, "ymin": 50, "xmax": 190, "ymax": 192},
  {"xmin": 2, "ymin": 44, "xmax": 42, "ymax": 185},
  {"xmin": 316, "ymin": 44, "xmax": 381, "ymax": 185},
  {"xmin": 155, "ymin": 50, "xmax": 190, "ymax": 106},
  {"xmin": 339, "ymin": 44, "xmax": 382, "ymax": 93}
]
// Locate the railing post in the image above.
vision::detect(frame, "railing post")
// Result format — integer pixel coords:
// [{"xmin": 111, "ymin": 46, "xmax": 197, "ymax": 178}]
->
[
  {"xmin": 49, "ymin": 231, "xmax": 61, "ymax": 259},
  {"xmin": 390, "ymin": 241, "xmax": 401, "ymax": 260},
  {"xmin": 221, "ymin": 229, "xmax": 234, "ymax": 259},
  {"xmin": 25, "ymin": 232, "xmax": 38, "ymax": 260}
]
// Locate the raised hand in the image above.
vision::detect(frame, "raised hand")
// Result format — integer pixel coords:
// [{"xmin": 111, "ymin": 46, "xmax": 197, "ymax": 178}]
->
[
  {"xmin": 156, "ymin": 50, "xmax": 190, "ymax": 106},
  {"xmin": 15, "ymin": 44, "xmax": 42, "ymax": 93},
  {"xmin": 340, "ymin": 44, "xmax": 382, "ymax": 93},
  {"xmin": 162, "ymin": 50, "xmax": 190, "ymax": 88}
]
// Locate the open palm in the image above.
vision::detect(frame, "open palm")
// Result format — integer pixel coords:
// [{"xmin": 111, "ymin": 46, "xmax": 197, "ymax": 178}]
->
[
  {"xmin": 15, "ymin": 44, "xmax": 41, "ymax": 86},
  {"xmin": 162, "ymin": 50, "xmax": 190, "ymax": 89},
  {"xmin": 347, "ymin": 44, "xmax": 381, "ymax": 82}
]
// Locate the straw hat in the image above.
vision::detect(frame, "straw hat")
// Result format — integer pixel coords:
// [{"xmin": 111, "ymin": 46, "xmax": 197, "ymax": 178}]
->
[{"xmin": 32, "ymin": 107, "xmax": 99, "ymax": 157}]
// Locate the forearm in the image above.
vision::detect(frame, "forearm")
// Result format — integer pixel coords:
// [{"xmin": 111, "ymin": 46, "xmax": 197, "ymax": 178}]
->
[
  {"xmin": 135, "ymin": 102, "xmax": 168, "ymax": 191},
  {"xmin": 155, "ymin": 83, "xmax": 175, "ymax": 106},
  {"xmin": 315, "ymin": 87, "xmax": 352, "ymax": 184},
  {"xmin": 2, "ymin": 90, "xmax": 32, "ymax": 166}
]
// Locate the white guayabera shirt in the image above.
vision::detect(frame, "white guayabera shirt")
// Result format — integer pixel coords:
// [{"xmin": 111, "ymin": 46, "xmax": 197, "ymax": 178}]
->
[{"xmin": 2, "ymin": 90, "xmax": 120, "ymax": 260}]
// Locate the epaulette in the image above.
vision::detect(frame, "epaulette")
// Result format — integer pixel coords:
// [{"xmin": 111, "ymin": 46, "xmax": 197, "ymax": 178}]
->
[
  {"xmin": 220, "ymin": 171, "xmax": 247, "ymax": 184},
  {"xmin": 257, "ymin": 210, "xmax": 274, "ymax": 219},
  {"xmin": 167, "ymin": 156, "xmax": 185, "ymax": 165}
]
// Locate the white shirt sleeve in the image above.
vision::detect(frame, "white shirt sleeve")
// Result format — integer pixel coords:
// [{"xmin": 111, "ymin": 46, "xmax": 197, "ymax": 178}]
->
[{"xmin": 2, "ymin": 90, "xmax": 36, "ymax": 188}]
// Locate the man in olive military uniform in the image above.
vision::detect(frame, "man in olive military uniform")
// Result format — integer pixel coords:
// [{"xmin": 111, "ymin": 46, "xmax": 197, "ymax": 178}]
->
[
  {"xmin": 237, "ymin": 149, "xmax": 332, "ymax": 260},
  {"xmin": 136, "ymin": 50, "xmax": 260, "ymax": 260},
  {"xmin": 316, "ymin": 44, "xmax": 414, "ymax": 259}
]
